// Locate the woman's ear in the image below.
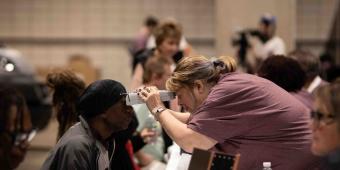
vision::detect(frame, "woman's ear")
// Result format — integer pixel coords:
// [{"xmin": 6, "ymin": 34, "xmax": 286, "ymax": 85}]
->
[{"xmin": 193, "ymin": 80, "xmax": 205, "ymax": 94}]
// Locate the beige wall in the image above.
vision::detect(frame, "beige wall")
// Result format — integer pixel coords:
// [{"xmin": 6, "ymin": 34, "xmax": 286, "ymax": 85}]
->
[
  {"xmin": 0, "ymin": 0, "xmax": 215, "ymax": 87},
  {"xmin": 215, "ymin": 0, "xmax": 296, "ymax": 57},
  {"xmin": 0, "ymin": 0, "xmax": 337, "ymax": 87},
  {"xmin": 297, "ymin": 0, "xmax": 339, "ymax": 58}
]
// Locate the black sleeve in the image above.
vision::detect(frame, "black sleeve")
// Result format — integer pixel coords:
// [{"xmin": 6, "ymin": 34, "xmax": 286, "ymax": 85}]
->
[
  {"xmin": 111, "ymin": 111, "xmax": 146, "ymax": 153},
  {"xmin": 173, "ymin": 50, "xmax": 184, "ymax": 63},
  {"xmin": 131, "ymin": 131, "xmax": 146, "ymax": 152},
  {"xmin": 113, "ymin": 111, "xmax": 139, "ymax": 143},
  {"xmin": 109, "ymin": 113, "xmax": 139, "ymax": 170},
  {"xmin": 132, "ymin": 48, "xmax": 154, "ymax": 73}
]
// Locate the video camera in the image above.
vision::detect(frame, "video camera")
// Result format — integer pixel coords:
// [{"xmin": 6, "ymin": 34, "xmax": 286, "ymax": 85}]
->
[
  {"xmin": 231, "ymin": 29, "xmax": 268, "ymax": 65},
  {"xmin": 232, "ymin": 29, "xmax": 267, "ymax": 46}
]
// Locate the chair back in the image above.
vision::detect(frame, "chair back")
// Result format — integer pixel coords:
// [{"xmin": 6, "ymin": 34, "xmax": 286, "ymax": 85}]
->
[{"xmin": 188, "ymin": 148, "xmax": 240, "ymax": 170}]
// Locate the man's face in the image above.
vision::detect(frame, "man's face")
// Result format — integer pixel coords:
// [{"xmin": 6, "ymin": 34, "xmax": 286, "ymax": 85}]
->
[
  {"xmin": 259, "ymin": 23, "xmax": 274, "ymax": 38},
  {"xmin": 103, "ymin": 97, "xmax": 134, "ymax": 132}
]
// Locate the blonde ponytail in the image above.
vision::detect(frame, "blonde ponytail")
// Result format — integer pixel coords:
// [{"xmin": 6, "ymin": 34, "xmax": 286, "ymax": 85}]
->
[
  {"xmin": 166, "ymin": 55, "xmax": 237, "ymax": 92},
  {"xmin": 217, "ymin": 56, "xmax": 237, "ymax": 73}
]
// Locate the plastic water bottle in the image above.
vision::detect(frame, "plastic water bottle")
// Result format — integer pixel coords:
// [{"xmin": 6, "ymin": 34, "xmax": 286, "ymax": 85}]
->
[
  {"xmin": 262, "ymin": 162, "xmax": 272, "ymax": 170},
  {"xmin": 143, "ymin": 114, "xmax": 159, "ymax": 144}
]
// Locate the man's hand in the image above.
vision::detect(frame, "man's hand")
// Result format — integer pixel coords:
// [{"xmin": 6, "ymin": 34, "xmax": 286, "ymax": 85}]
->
[{"xmin": 140, "ymin": 128, "xmax": 157, "ymax": 143}]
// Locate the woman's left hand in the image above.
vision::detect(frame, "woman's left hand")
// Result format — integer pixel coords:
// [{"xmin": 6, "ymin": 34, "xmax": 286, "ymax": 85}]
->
[{"xmin": 137, "ymin": 86, "xmax": 164, "ymax": 113}]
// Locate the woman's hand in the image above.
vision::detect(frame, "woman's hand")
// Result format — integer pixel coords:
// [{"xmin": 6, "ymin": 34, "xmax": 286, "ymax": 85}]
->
[{"xmin": 137, "ymin": 86, "xmax": 165, "ymax": 114}]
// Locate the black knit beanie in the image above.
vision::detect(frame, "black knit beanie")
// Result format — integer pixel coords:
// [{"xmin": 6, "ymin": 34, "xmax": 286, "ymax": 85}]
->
[{"xmin": 77, "ymin": 79, "xmax": 126, "ymax": 120}]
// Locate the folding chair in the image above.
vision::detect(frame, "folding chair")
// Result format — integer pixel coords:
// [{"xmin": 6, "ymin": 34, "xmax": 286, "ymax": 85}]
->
[{"xmin": 188, "ymin": 148, "xmax": 240, "ymax": 170}]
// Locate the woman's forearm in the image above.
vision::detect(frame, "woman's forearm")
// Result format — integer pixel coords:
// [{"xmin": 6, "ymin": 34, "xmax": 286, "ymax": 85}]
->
[
  {"xmin": 157, "ymin": 109, "xmax": 216, "ymax": 153},
  {"xmin": 167, "ymin": 109, "xmax": 190, "ymax": 123},
  {"xmin": 157, "ymin": 109, "xmax": 194, "ymax": 152},
  {"xmin": 137, "ymin": 86, "xmax": 217, "ymax": 152}
]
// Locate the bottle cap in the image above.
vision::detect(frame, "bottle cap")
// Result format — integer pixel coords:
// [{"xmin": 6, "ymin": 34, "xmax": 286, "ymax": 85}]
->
[{"xmin": 263, "ymin": 162, "xmax": 271, "ymax": 167}]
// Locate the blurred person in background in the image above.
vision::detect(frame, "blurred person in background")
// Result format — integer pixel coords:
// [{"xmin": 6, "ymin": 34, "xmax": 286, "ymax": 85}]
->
[
  {"xmin": 311, "ymin": 78, "xmax": 340, "ymax": 170},
  {"xmin": 130, "ymin": 19, "xmax": 182, "ymax": 90},
  {"xmin": 0, "ymin": 87, "xmax": 33, "ymax": 170},
  {"xmin": 319, "ymin": 53, "xmax": 340, "ymax": 83},
  {"xmin": 0, "ymin": 47, "xmax": 52, "ymax": 130},
  {"xmin": 289, "ymin": 50, "xmax": 328, "ymax": 94},
  {"xmin": 257, "ymin": 55, "xmax": 314, "ymax": 110},
  {"xmin": 133, "ymin": 56, "xmax": 172, "ymax": 169},
  {"xmin": 146, "ymin": 18, "xmax": 192, "ymax": 63},
  {"xmin": 41, "ymin": 80, "xmax": 134, "ymax": 170},
  {"xmin": 247, "ymin": 13, "xmax": 285, "ymax": 73},
  {"xmin": 320, "ymin": 53, "xmax": 334, "ymax": 79},
  {"xmin": 138, "ymin": 55, "xmax": 320, "ymax": 170},
  {"xmin": 67, "ymin": 54, "xmax": 98, "ymax": 86},
  {"xmin": 46, "ymin": 70, "xmax": 86, "ymax": 141},
  {"xmin": 129, "ymin": 16, "xmax": 159, "ymax": 72}
]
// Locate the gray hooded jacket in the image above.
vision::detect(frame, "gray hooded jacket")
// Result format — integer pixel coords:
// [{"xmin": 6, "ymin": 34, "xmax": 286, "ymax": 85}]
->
[{"xmin": 41, "ymin": 116, "xmax": 112, "ymax": 170}]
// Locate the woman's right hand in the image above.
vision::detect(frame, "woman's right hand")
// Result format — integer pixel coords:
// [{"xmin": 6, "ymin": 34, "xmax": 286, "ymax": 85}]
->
[{"xmin": 137, "ymin": 86, "xmax": 165, "ymax": 115}]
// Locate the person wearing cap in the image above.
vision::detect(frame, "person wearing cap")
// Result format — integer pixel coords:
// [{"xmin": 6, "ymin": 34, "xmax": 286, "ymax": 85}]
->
[
  {"xmin": 41, "ymin": 79, "xmax": 134, "ymax": 170},
  {"xmin": 129, "ymin": 16, "xmax": 159, "ymax": 62},
  {"xmin": 248, "ymin": 13, "xmax": 286, "ymax": 71}
]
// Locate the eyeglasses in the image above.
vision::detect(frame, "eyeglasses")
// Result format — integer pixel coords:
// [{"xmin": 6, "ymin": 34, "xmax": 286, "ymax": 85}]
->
[{"xmin": 311, "ymin": 111, "xmax": 336, "ymax": 126}]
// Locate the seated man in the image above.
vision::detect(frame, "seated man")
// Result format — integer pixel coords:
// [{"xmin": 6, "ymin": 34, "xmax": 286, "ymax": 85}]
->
[{"xmin": 41, "ymin": 79, "xmax": 134, "ymax": 170}]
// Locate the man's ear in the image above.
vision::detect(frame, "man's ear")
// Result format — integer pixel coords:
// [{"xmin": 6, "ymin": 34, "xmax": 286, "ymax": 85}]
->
[{"xmin": 193, "ymin": 80, "xmax": 205, "ymax": 94}]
